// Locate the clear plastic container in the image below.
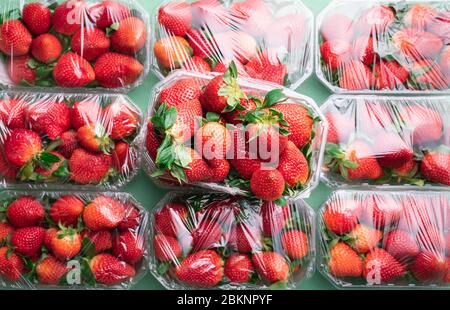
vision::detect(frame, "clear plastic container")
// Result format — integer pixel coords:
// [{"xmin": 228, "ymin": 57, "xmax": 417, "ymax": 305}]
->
[{"xmin": 151, "ymin": 0, "xmax": 313, "ymax": 89}]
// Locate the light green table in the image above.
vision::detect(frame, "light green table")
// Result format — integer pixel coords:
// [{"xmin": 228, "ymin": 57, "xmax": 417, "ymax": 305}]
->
[{"xmin": 131, "ymin": 0, "xmax": 334, "ymax": 290}]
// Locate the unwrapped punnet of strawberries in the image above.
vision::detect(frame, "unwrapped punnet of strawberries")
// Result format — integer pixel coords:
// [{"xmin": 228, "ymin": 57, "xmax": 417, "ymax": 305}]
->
[
  {"xmin": 152, "ymin": 0, "xmax": 313, "ymax": 88},
  {"xmin": 317, "ymin": 1, "xmax": 450, "ymax": 93},
  {"xmin": 150, "ymin": 192, "xmax": 315, "ymax": 289},
  {"xmin": 0, "ymin": 91, "xmax": 143, "ymax": 188},
  {"xmin": 143, "ymin": 64, "xmax": 327, "ymax": 204},
  {"xmin": 0, "ymin": 191, "xmax": 148, "ymax": 288},
  {"xmin": 319, "ymin": 190, "xmax": 450, "ymax": 288},
  {"xmin": 0, "ymin": 0, "xmax": 149, "ymax": 91},
  {"xmin": 322, "ymin": 95, "xmax": 450, "ymax": 187}
]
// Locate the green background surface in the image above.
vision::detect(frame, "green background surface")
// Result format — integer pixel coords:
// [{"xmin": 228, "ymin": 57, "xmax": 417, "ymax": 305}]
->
[{"xmin": 132, "ymin": 0, "xmax": 333, "ymax": 290}]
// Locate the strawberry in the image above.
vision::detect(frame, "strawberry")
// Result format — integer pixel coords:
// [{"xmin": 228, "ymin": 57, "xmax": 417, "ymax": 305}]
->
[
  {"xmin": 112, "ymin": 141, "xmax": 132, "ymax": 173},
  {"xmin": 183, "ymin": 148, "xmax": 212, "ymax": 183},
  {"xmin": 230, "ymin": 0, "xmax": 273, "ymax": 37},
  {"xmin": 6, "ymin": 196, "xmax": 44, "ymax": 228},
  {"xmin": 186, "ymin": 29, "xmax": 214, "ymax": 59},
  {"xmin": 321, "ymin": 14, "xmax": 354, "ymax": 42},
  {"xmin": 416, "ymin": 224, "xmax": 445, "ymax": 253},
  {"xmin": 260, "ymin": 202, "xmax": 290, "ymax": 237},
  {"xmin": 191, "ymin": 0, "xmax": 229, "ymax": 33},
  {"xmin": 4, "ymin": 129, "xmax": 42, "ymax": 168},
  {"xmin": 22, "ymin": 2, "xmax": 52, "ymax": 35},
  {"xmin": 118, "ymin": 205, "xmax": 140, "ymax": 231},
  {"xmin": 392, "ymin": 29, "xmax": 443, "ymax": 61},
  {"xmin": 111, "ymin": 17, "xmax": 147, "ymax": 55},
  {"xmin": 374, "ymin": 60, "xmax": 409, "ymax": 90},
  {"xmin": 392, "ymin": 158, "xmax": 418, "ymax": 178},
  {"xmin": 159, "ymin": 79, "xmax": 202, "ymax": 106},
  {"xmin": 191, "ymin": 219, "xmax": 222, "ymax": 251},
  {"xmin": 0, "ymin": 150, "xmax": 17, "ymax": 180},
  {"xmin": 383, "ymin": 230, "xmax": 420, "ymax": 260},
  {"xmin": 153, "ymin": 234, "xmax": 182, "ymax": 262},
  {"xmin": 182, "ymin": 56, "xmax": 211, "ymax": 73},
  {"xmin": 245, "ymin": 50, "xmax": 287, "ymax": 85},
  {"xmin": 224, "ymin": 97, "xmax": 258, "ymax": 125},
  {"xmin": 44, "ymin": 228, "xmax": 57, "ymax": 251},
  {"xmin": 77, "ymin": 124, "xmax": 113, "ymax": 153},
  {"xmin": 88, "ymin": 0, "xmax": 131, "ymax": 29},
  {"xmin": 348, "ymin": 224, "xmax": 382, "ymax": 254},
  {"xmin": 52, "ymin": 0, "xmax": 86, "ymax": 35},
  {"xmin": 194, "ymin": 122, "xmax": 230, "ymax": 161},
  {"xmin": 352, "ymin": 36, "xmax": 375, "ymax": 66},
  {"xmin": 355, "ymin": 5, "xmax": 395, "ymax": 35},
  {"xmin": 234, "ymin": 223, "xmax": 262, "ymax": 254},
  {"xmin": 207, "ymin": 158, "xmax": 230, "ymax": 182},
  {"xmin": 145, "ymin": 122, "xmax": 161, "ymax": 160},
  {"xmin": 281, "ymin": 230, "xmax": 308, "ymax": 260},
  {"xmin": 53, "ymin": 53, "xmax": 95, "ymax": 88},
  {"xmin": 250, "ymin": 168, "xmax": 285, "ymax": 202},
  {"xmin": 94, "ymin": 52, "xmax": 144, "ymax": 88},
  {"xmin": 213, "ymin": 60, "xmax": 249, "ymax": 77},
  {"xmin": 328, "ymin": 242, "xmax": 362, "ymax": 277},
  {"xmin": 7, "ymin": 56, "xmax": 36, "ymax": 85},
  {"xmin": 31, "ymin": 34, "xmax": 62, "ymax": 64},
  {"xmin": 0, "ymin": 222, "xmax": 13, "ymax": 243},
  {"xmin": 176, "ymin": 250, "xmax": 224, "ymax": 288},
  {"xmin": 90, "ymin": 253, "xmax": 135, "ymax": 285},
  {"xmin": 229, "ymin": 156, "xmax": 262, "ymax": 180},
  {"xmin": 28, "ymin": 100, "xmax": 71, "ymax": 140},
  {"xmin": 410, "ymin": 251, "xmax": 447, "ymax": 283},
  {"xmin": 198, "ymin": 199, "xmax": 240, "ymax": 227},
  {"xmin": 220, "ymin": 31, "xmax": 257, "ymax": 65},
  {"xmin": 373, "ymin": 132, "xmax": 413, "ymax": 169},
  {"xmin": 320, "ymin": 40, "xmax": 351, "ymax": 71},
  {"xmin": 71, "ymin": 28, "xmax": 110, "ymax": 61},
  {"xmin": 0, "ymin": 99, "xmax": 26, "ymax": 129},
  {"xmin": 252, "ymin": 251, "xmax": 289, "ymax": 283},
  {"xmin": 409, "ymin": 59, "xmax": 448, "ymax": 90},
  {"xmin": 0, "ymin": 246, "xmax": 24, "ymax": 281},
  {"xmin": 51, "ymin": 228, "xmax": 82, "ymax": 260},
  {"xmin": 363, "ymin": 248, "xmax": 405, "ymax": 283},
  {"xmin": 403, "ymin": 4, "xmax": 437, "ymax": 30},
  {"xmin": 68, "ymin": 148, "xmax": 112, "ymax": 184},
  {"xmin": 158, "ymin": 2, "xmax": 192, "ymax": 37},
  {"xmin": 36, "ymin": 255, "xmax": 68, "ymax": 285},
  {"xmin": 323, "ymin": 198, "xmax": 360, "ymax": 235},
  {"xmin": 362, "ymin": 195, "xmax": 403, "ymax": 228},
  {"xmin": 71, "ymin": 101, "xmax": 103, "ymax": 130},
  {"xmin": 113, "ymin": 231, "xmax": 144, "ymax": 264},
  {"xmin": 83, "ymin": 196, "xmax": 125, "ymax": 231},
  {"xmin": 11, "ymin": 226, "xmax": 45, "ymax": 256},
  {"xmin": 339, "ymin": 60, "xmax": 374, "ymax": 90},
  {"xmin": 325, "ymin": 112, "xmax": 353, "ymax": 144},
  {"xmin": 58, "ymin": 130, "xmax": 79, "ymax": 158},
  {"xmin": 50, "ymin": 195, "xmax": 85, "ymax": 227},
  {"xmin": 400, "ymin": 105, "xmax": 443, "ymax": 145},
  {"xmin": 104, "ymin": 100, "xmax": 139, "ymax": 140},
  {"xmin": 224, "ymin": 253, "xmax": 253, "ymax": 283},
  {"xmin": 155, "ymin": 203, "xmax": 189, "ymax": 238},
  {"xmin": 278, "ymin": 141, "xmax": 309, "ymax": 187},
  {"xmin": 153, "ymin": 36, "xmax": 193, "ymax": 69},
  {"xmin": 420, "ymin": 146, "xmax": 450, "ymax": 185},
  {"xmin": 0, "ymin": 20, "xmax": 32, "ymax": 56},
  {"xmin": 82, "ymin": 230, "xmax": 112, "ymax": 254}
]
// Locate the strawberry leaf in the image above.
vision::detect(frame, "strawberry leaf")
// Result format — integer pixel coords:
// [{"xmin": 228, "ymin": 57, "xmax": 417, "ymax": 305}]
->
[
  {"xmin": 263, "ymin": 89, "xmax": 287, "ymax": 108},
  {"xmin": 274, "ymin": 196, "xmax": 287, "ymax": 206},
  {"xmin": 81, "ymin": 258, "xmax": 96, "ymax": 286},
  {"xmin": 80, "ymin": 237, "xmax": 96, "ymax": 259}
]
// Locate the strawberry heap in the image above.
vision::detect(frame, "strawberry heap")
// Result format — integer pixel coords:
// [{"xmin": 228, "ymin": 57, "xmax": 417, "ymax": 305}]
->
[
  {"xmin": 145, "ymin": 63, "xmax": 322, "ymax": 204},
  {"xmin": 0, "ymin": 94, "xmax": 141, "ymax": 186},
  {"xmin": 319, "ymin": 2, "xmax": 450, "ymax": 91},
  {"xmin": 319, "ymin": 191, "xmax": 450, "ymax": 287},
  {"xmin": 323, "ymin": 97, "xmax": 450, "ymax": 186},
  {"xmin": 0, "ymin": 0, "xmax": 147, "ymax": 89},
  {"xmin": 0, "ymin": 192, "xmax": 147, "ymax": 287},
  {"xmin": 150, "ymin": 193, "xmax": 314, "ymax": 289},
  {"xmin": 154, "ymin": 0, "xmax": 311, "ymax": 86}
]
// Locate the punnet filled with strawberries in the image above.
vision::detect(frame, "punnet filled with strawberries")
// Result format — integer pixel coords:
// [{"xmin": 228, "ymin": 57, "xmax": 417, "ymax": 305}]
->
[
  {"xmin": 0, "ymin": 91, "xmax": 143, "ymax": 188},
  {"xmin": 143, "ymin": 67, "xmax": 327, "ymax": 204},
  {"xmin": 0, "ymin": 190, "xmax": 148, "ymax": 289},
  {"xmin": 322, "ymin": 95, "xmax": 450, "ymax": 187},
  {"xmin": 0, "ymin": 0, "xmax": 149, "ymax": 91},
  {"xmin": 152, "ymin": 0, "xmax": 313, "ymax": 89},
  {"xmin": 149, "ymin": 192, "xmax": 315, "ymax": 289},
  {"xmin": 318, "ymin": 190, "xmax": 450, "ymax": 288},
  {"xmin": 317, "ymin": 0, "xmax": 450, "ymax": 93}
]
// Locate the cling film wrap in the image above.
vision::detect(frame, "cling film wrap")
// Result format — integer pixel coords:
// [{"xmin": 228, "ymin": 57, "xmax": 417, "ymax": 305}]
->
[
  {"xmin": 0, "ymin": 91, "xmax": 143, "ymax": 189},
  {"xmin": 318, "ymin": 190, "xmax": 450, "ymax": 288},
  {"xmin": 0, "ymin": 190, "xmax": 149, "ymax": 289},
  {"xmin": 0, "ymin": 0, "xmax": 149, "ymax": 92},
  {"xmin": 149, "ymin": 192, "xmax": 315, "ymax": 289},
  {"xmin": 316, "ymin": 0, "xmax": 450, "ymax": 94},
  {"xmin": 142, "ymin": 70, "xmax": 328, "ymax": 202},
  {"xmin": 321, "ymin": 95, "xmax": 450, "ymax": 188},
  {"xmin": 151, "ymin": 0, "xmax": 313, "ymax": 89}
]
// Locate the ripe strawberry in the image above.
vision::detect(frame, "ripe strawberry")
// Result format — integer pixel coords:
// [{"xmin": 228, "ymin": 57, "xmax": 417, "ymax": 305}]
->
[
  {"xmin": 224, "ymin": 97, "xmax": 258, "ymax": 125},
  {"xmin": 4, "ymin": 129, "xmax": 41, "ymax": 168},
  {"xmin": 71, "ymin": 28, "xmax": 110, "ymax": 61},
  {"xmin": 182, "ymin": 56, "xmax": 211, "ymax": 73},
  {"xmin": 22, "ymin": 2, "xmax": 52, "ymax": 35},
  {"xmin": 145, "ymin": 122, "xmax": 161, "ymax": 160},
  {"xmin": 44, "ymin": 228, "xmax": 57, "ymax": 251},
  {"xmin": 320, "ymin": 40, "xmax": 351, "ymax": 71},
  {"xmin": 278, "ymin": 141, "xmax": 309, "ymax": 187},
  {"xmin": 420, "ymin": 146, "xmax": 450, "ymax": 185},
  {"xmin": 158, "ymin": 2, "xmax": 192, "ymax": 37},
  {"xmin": 198, "ymin": 199, "xmax": 240, "ymax": 227},
  {"xmin": 118, "ymin": 205, "xmax": 140, "ymax": 231},
  {"xmin": 83, "ymin": 196, "xmax": 125, "ymax": 231},
  {"xmin": 325, "ymin": 112, "xmax": 353, "ymax": 144},
  {"xmin": 0, "ymin": 20, "xmax": 32, "ymax": 56},
  {"xmin": 230, "ymin": 0, "xmax": 273, "ymax": 37},
  {"xmin": 392, "ymin": 158, "xmax": 418, "ymax": 178},
  {"xmin": 112, "ymin": 141, "xmax": 132, "ymax": 173},
  {"xmin": 51, "ymin": 228, "xmax": 82, "ymax": 260},
  {"xmin": 68, "ymin": 148, "xmax": 112, "ymax": 184},
  {"xmin": 383, "ymin": 230, "xmax": 420, "ymax": 260},
  {"xmin": 31, "ymin": 34, "xmax": 62, "ymax": 64},
  {"xmin": 11, "ymin": 226, "xmax": 45, "ymax": 256},
  {"xmin": 245, "ymin": 50, "xmax": 287, "ymax": 85},
  {"xmin": 0, "ymin": 222, "xmax": 14, "ymax": 243},
  {"xmin": 252, "ymin": 251, "xmax": 289, "ymax": 283},
  {"xmin": 53, "ymin": 53, "xmax": 95, "ymax": 88},
  {"xmin": 7, "ymin": 56, "xmax": 36, "ymax": 85},
  {"xmin": 409, "ymin": 59, "xmax": 448, "ymax": 90},
  {"xmin": 339, "ymin": 60, "xmax": 374, "ymax": 90},
  {"xmin": 348, "ymin": 224, "xmax": 382, "ymax": 254},
  {"xmin": 323, "ymin": 198, "xmax": 360, "ymax": 235},
  {"xmin": 0, "ymin": 246, "xmax": 24, "ymax": 281},
  {"xmin": 36, "ymin": 255, "xmax": 68, "ymax": 285},
  {"xmin": 0, "ymin": 149, "xmax": 17, "ymax": 180},
  {"xmin": 392, "ymin": 29, "xmax": 443, "ymax": 60},
  {"xmin": 224, "ymin": 253, "xmax": 253, "ymax": 283},
  {"xmin": 186, "ymin": 29, "xmax": 214, "ymax": 59},
  {"xmin": 153, "ymin": 36, "xmax": 193, "ymax": 69},
  {"xmin": 250, "ymin": 168, "xmax": 285, "ymax": 202},
  {"xmin": 113, "ymin": 231, "xmax": 144, "ymax": 264},
  {"xmin": 355, "ymin": 5, "xmax": 395, "ymax": 35},
  {"xmin": 373, "ymin": 132, "xmax": 413, "ymax": 169},
  {"xmin": 260, "ymin": 202, "xmax": 290, "ymax": 237},
  {"xmin": 403, "ymin": 4, "xmax": 437, "ymax": 30},
  {"xmin": 104, "ymin": 100, "xmax": 138, "ymax": 140},
  {"xmin": 111, "ymin": 17, "xmax": 147, "ymax": 55},
  {"xmin": 50, "ymin": 195, "xmax": 85, "ymax": 227},
  {"xmin": 6, "ymin": 196, "xmax": 44, "ymax": 228},
  {"xmin": 191, "ymin": 219, "xmax": 222, "ymax": 251},
  {"xmin": 153, "ymin": 234, "xmax": 182, "ymax": 262},
  {"xmin": 90, "ymin": 253, "xmax": 135, "ymax": 285},
  {"xmin": 77, "ymin": 124, "xmax": 113, "ymax": 153},
  {"xmin": 234, "ymin": 223, "xmax": 262, "ymax": 253},
  {"xmin": 362, "ymin": 195, "xmax": 403, "ymax": 228},
  {"xmin": 352, "ymin": 36, "xmax": 375, "ymax": 66},
  {"xmin": 320, "ymin": 13, "xmax": 354, "ymax": 42},
  {"xmin": 28, "ymin": 100, "xmax": 71, "ymax": 140},
  {"xmin": 194, "ymin": 122, "xmax": 230, "ymax": 161},
  {"xmin": 52, "ymin": 0, "xmax": 86, "ymax": 35},
  {"xmin": 363, "ymin": 248, "xmax": 405, "ymax": 283},
  {"xmin": 207, "ymin": 158, "xmax": 229, "ymax": 182},
  {"xmin": 71, "ymin": 101, "xmax": 103, "ymax": 130},
  {"xmin": 82, "ymin": 230, "xmax": 112, "ymax": 254},
  {"xmin": 155, "ymin": 203, "xmax": 189, "ymax": 238},
  {"xmin": 58, "ymin": 130, "xmax": 79, "ymax": 158},
  {"xmin": 281, "ymin": 230, "xmax": 308, "ymax": 260},
  {"xmin": 159, "ymin": 79, "xmax": 202, "ymax": 106},
  {"xmin": 0, "ymin": 99, "xmax": 26, "ymax": 129},
  {"xmin": 176, "ymin": 250, "xmax": 224, "ymax": 288},
  {"xmin": 410, "ymin": 251, "xmax": 447, "ymax": 283},
  {"xmin": 181, "ymin": 148, "xmax": 212, "ymax": 183},
  {"xmin": 374, "ymin": 60, "xmax": 409, "ymax": 90},
  {"xmin": 88, "ymin": 0, "xmax": 131, "ymax": 29},
  {"xmin": 400, "ymin": 105, "xmax": 443, "ymax": 145},
  {"xmin": 94, "ymin": 52, "xmax": 144, "ymax": 88},
  {"xmin": 328, "ymin": 242, "xmax": 362, "ymax": 277}
]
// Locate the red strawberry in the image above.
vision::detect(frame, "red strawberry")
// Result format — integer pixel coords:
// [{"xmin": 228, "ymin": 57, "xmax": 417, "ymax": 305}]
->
[
  {"xmin": 420, "ymin": 146, "xmax": 450, "ymax": 185},
  {"xmin": 323, "ymin": 198, "xmax": 360, "ymax": 235},
  {"xmin": 213, "ymin": 60, "xmax": 249, "ymax": 77},
  {"xmin": 145, "ymin": 122, "xmax": 161, "ymax": 160},
  {"xmin": 321, "ymin": 13, "xmax": 354, "ymax": 42},
  {"xmin": 0, "ymin": 20, "xmax": 32, "ymax": 56},
  {"xmin": 400, "ymin": 105, "xmax": 443, "ymax": 145},
  {"xmin": 71, "ymin": 101, "xmax": 103, "ymax": 130},
  {"xmin": 50, "ymin": 195, "xmax": 85, "ymax": 226},
  {"xmin": 36, "ymin": 255, "xmax": 68, "ymax": 285},
  {"xmin": 245, "ymin": 50, "xmax": 287, "ymax": 85},
  {"xmin": 363, "ymin": 248, "xmax": 406, "ymax": 283},
  {"xmin": 0, "ymin": 150, "xmax": 17, "ymax": 180},
  {"xmin": 252, "ymin": 251, "xmax": 289, "ymax": 283},
  {"xmin": 4, "ymin": 129, "xmax": 42, "ymax": 167},
  {"xmin": 44, "ymin": 228, "xmax": 57, "ymax": 251},
  {"xmin": 153, "ymin": 234, "xmax": 182, "ymax": 262},
  {"xmin": 362, "ymin": 195, "xmax": 403, "ymax": 228},
  {"xmin": 88, "ymin": 0, "xmax": 131, "ymax": 29},
  {"xmin": 320, "ymin": 40, "xmax": 351, "ymax": 71},
  {"xmin": 182, "ymin": 148, "xmax": 212, "ymax": 182},
  {"xmin": 94, "ymin": 52, "xmax": 144, "ymax": 88},
  {"xmin": 28, "ymin": 100, "xmax": 71, "ymax": 140},
  {"xmin": 83, "ymin": 196, "xmax": 125, "ymax": 231},
  {"xmin": 339, "ymin": 60, "xmax": 374, "ymax": 90},
  {"xmin": 337, "ymin": 140, "xmax": 382, "ymax": 180},
  {"xmin": 325, "ymin": 112, "xmax": 353, "ymax": 144},
  {"xmin": 0, "ymin": 246, "xmax": 24, "ymax": 281},
  {"xmin": 52, "ymin": 0, "xmax": 86, "ymax": 35},
  {"xmin": 0, "ymin": 99, "xmax": 26, "ymax": 129},
  {"xmin": 281, "ymin": 230, "xmax": 308, "ymax": 260},
  {"xmin": 409, "ymin": 59, "xmax": 448, "ymax": 90},
  {"xmin": 374, "ymin": 60, "xmax": 409, "ymax": 90},
  {"xmin": 31, "ymin": 34, "xmax": 62, "ymax": 64},
  {"xmin": 82, "ymin": 230, "xmax": 113, "ymax": 254},
  {"xmin": 53, "ymin": 53, "xmax": 95, "ymax": 88},
  {"xmin": 71, "ymin": 28, "xmax": 111, "ymax": 61},
  {"xmin": 158, "ymin": 2, "xmax": 192, "ymax": 37},
  {"xmin": 22, "ymin": 2, "xmax": 52, "ymax": 35},
  {"xmin": 111, "ymin": 17, "xmax": 147, "ymax": 55},
  {"xmin": 348, "ymin": 224, "xmax": 382, "ymax": 254},
  {"xmin": 278, "ymin": 141, "xmax": 309, "ymax": 187},
  {"xmin": 403, "ymin": 4, "xmax": 437, "ymax": 30},
  {"xmin": 234, "ymin": 223, "xmax": 262, "ymax": 253},
  {"xmin": 224, "ymin": 97, "xmax": 258, "ymax": 125},
  {"xmin": 0, "ymin": 222, "xmax": 14, "ymax": 243},
  {"xmin": 383, "ymin": 230, "xmax": 420, "ymax": 260},
  {"xmin": 113, "ymin": 231, "xmax": 144, "ymax": 264},
  {"xmin": 207, "ymin": 158, "xmax": 230, "ymax": 182},
  {"xmin": 410, "ymin": 251, "xmax": 447, "ymax": 283},
  {"xmin": 191, "ymin": 219, "xmax": 222, "ymax": 251},
  {"xmin": 355, "ymin": 5, "xmax": 395, "ymax": 35},
  {"xmin": 392, "ymin": 29, "xmax": 443, "ymax": 60},
  {"xmin": 373, "ymin": 132, "xmax": 413, "ymax": 169},
  {"xmin": 112, "ymin": 141, "xmax": 132, "ymax": 173},
  {"xmin": 224, "ymin": 253, "xmax": 253, "ymax": 283},
  {"xmin": 352, "ymin": 36, "xmax": 375, "ymax": 66},
  {"xmin": 194, "ymin": 122, "xmax": 230, "ymax": 160},
  {"xmin": 155, "ymin": 203, "xmax": 189, "ymax": 239},
  {"xmin": 77, "ymin": 124, "xmax": 113, "ymax": 153},
  {"xmin": 11, "ymin": 226, "xmax": 45, "ymax": 256},
  {"xmin": 58, "ymin": 130, "xmax": 79, "ymax": 158},
  {"xmin": 104, "ymin": 100, "xmax": 138, "ymax": 140},
  {"xmin": 229, "ymin": 156, "xmax": 262, "ymax": 180},
  {"xmin": 90, "ymin": 253, "xmax": 135, "ymax": 285},
  {"xmin": 68, "ymin": 148, "xmax": 112, "ymax": 184},
  {"xmin": 219, "ymin": 31, "xmax": 257, "ymax": 65},
  {"xmin": 182, "ymin": 56, "xmax": 211, "ymax": 73},
  {"xmin": 6, "ymin": 196, "xmax": 44, "ymax": 228},
  {"xmin": 7, "ymin": 56, "xmax": 36, "ymax": 85},
  {"xmin": 118, "ymin": 205, "xmax": 140, "ymax": 231},
  {"xmin": 159, "ymin": 79, "xmax": 202, "ymax": 106},
  {"xmin": 186, "ymin": 29, "xmax": 214, "ymax": 59},
  {"xmin": 51, "ymin": 228, "xmax": 82, "ymax": 260},
  {"xmin": 328, "ymin": 242, "xmax": 362, "ymax": 277},
  {"xmin": 260, "ymin": 202, "xmax": 290, "ymax": 237},
  {"xmin": 250, "ymin": 168, "xmax": 285, "ymax": 202},
  {"xmin": 176, "ymin": 250, "xmax": 224, "ymax": 288}
]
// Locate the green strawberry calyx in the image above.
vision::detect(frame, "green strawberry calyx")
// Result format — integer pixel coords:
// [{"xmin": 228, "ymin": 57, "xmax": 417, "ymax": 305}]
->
[
  {"xmin": 218, "ymin": 62, "xmax": 247, "ymax": 113},
  {"xmin": 324, "ymin": 143, "xmax": 358, "ymax": 180}
]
